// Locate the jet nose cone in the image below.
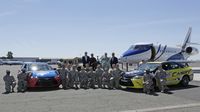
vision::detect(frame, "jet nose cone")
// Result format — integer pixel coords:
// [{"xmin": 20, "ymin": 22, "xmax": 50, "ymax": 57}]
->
[{"xmin": 122, "ymin": 49, "xmax": 135, "ymax": 57}]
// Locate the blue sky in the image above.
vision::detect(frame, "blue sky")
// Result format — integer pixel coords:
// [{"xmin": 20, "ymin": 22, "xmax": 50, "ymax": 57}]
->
[{"xmin": 0, "ymin": 0, "xmax": 200, "ymax": 59}]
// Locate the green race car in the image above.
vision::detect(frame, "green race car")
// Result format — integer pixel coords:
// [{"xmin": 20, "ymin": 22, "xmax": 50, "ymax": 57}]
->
[{"xmin": 119, "ymin": 61, "xmax": 194, "ymax": 89}]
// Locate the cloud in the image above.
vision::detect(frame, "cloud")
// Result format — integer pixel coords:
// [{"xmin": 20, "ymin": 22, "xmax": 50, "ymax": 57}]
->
[{"xmin": 0, "ymin": 11, "xmax": 16, "ymax": 17}]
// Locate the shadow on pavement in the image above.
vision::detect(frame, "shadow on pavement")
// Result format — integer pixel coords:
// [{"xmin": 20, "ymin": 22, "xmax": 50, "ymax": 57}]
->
[
  {"xmin": 27, "ymin": 87, "xmax": 61, "ymax": 92},
  {"xmin": 120, "ymin": 88, "xmax": 159, "ymax": 96},
  {"xmin": 168, "ymin": 84, "xmax": 199, "ymax": 91},
  {"xmin": 120, "ymin": 84, "xmax": 199, "ymax": 95}
]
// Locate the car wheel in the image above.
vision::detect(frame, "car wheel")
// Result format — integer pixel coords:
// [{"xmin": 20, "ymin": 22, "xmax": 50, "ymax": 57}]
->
[
  {"xmin": 181, "ymin": 76, "xmax": 189, "ymax": 87},
  {"xmin": 27, "ymin": 87, "xmax": 31, "ymax": 91},
  {"xmin": 55, "ymin": 86, "xmax": 60, "ymax": 90}
]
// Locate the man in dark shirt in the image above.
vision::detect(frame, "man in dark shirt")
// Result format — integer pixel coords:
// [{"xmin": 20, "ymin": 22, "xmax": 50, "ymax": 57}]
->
[
  {"xmin": 82, "ymin": 52, "xmax": 90, "ymax": 68},
  {"xmin": 90, "ymin": 53, "xmax": 97, "ymax": 71},
  {"xmin": 110, "ymin": 53, "xmax": 118, "ymax": 68}
]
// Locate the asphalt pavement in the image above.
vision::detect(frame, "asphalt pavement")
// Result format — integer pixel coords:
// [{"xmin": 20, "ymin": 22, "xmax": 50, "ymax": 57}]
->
[{"xmin": 0, "ymin": 65, "xmax": 200, "ymax": 112}]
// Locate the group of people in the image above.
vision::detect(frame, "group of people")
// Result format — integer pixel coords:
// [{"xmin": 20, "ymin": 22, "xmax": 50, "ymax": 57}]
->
[
  {"xmin": 2, "ymin": 52, "xmax": 169, "ymax": 95},
  {"xmin": 58, "ymin": 62, "xmax": 123, "ymax": 90},
  {"xmin": 2, "ymin": 52, "xmax": 121, "ymax": 94},
  {"xmin": 3, "ymin": 69, "xmax": 27, "ymax": 94},
  {"xmin": 143, "ymin": 66, "xmax": 169, "ymax": 95},
  {"xmin": 82, "ymin": 52, "xmax": 119, "ymax": 70}
]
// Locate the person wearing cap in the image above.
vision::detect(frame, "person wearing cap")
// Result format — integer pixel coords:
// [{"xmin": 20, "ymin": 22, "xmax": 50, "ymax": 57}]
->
[
  {"xmin": 66, "ymin": 64, "xmax": 73, "ymax": 88},
  {"xmin": 59, "ymin": 64, "xmax": 68, "ymax": 89},
  {"xmin": 80, "ymin": 67, "xmax": 88, "ymax": 89},
  {"xmin": 155, "ymin": 66, "xmax": 169, "ymax": 93},
  {"xmin": 112, "ymin": 64, "xmax": 123, "ymax": 89},
  {"xmin": 143, "ymin": 69, "xmax": 154, "ymax": 94},
  {"xmin": 17, "ymin": 69, "xmax": 28, "ymax": 92},
  {"xmin": 95, "ymin": 64, "xmax": 104, "ymax": 88},
  {"xmin": 3, "ymin": 70, "xmax": 16, "ymax": 94},
  {"xmin": 82, "ymin": 52, "xmax": 90, "ymax": 68},
  {"xmin": 88, "ymin": 67, "xmax": 96, "ymax": 89},
  {"xmin": 85, "ymin": 64, "xmax": 90, "ymax": 72},
  {"xmin": 102, "ymin": 67, "xmax": 113, "ymax": 89},
  {"xmin": 69, "ymin": 65, "xmax": 79, "ymax": 89},
  {"xmin": 100, "ymin": 53, "xmax": 110, "ymax": 71},
  {"xmin": 110, "ymin": 53, "xmax": 118, "ymax": 68}
]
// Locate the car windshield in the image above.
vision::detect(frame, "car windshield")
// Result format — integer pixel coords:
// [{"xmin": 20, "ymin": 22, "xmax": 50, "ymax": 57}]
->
[
  {"xmin": 28, "ymin": 64, "xmax": 52, "ymax": 71},
  {"xmin": 138, "ymin": 63, "xmax": 160, "ymax": 71}
]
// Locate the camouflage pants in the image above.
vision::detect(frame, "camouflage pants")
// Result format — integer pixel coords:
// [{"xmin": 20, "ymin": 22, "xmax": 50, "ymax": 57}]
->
[
  {"xmin": 74, "ymin": 76, "xmax": 79, "ymax": 88},
  {"xmin": 160, "ymin": 79, "xmax": 168, "ymax": 92},
  {"xmin": 61, "ymin": 78, "xmax": 68, "ymax": 89},
  {"xmin": 102, "ymin": 77, "xmax": 113, "ymax": 89},
  {"xmin": 69, "ymin": 76, "xmax": 75, "ymax": 88},
  {"xmin": 5, "ymin": 82, "xmax": 16, "ymax": 92},
  {"xmin": 80, "ymin": 78, "xmax": 88, "ymax": 88},
  {"xmin": 17, "ymin": 80, "xmax": 27, "ymax": 92},
  {"xmin": 88, "ymin": 76, "xmax": 95, "ymax": 88},
  {"xmin": 143, "ymin": 81, "xmax": 154, "ymax": 94},
  {"xmin": 113, "ymin": 77, "xmax": 121, "ymax": 89},
  {"xmin": 96, "ymin": 76, "xmax": 102, "ymax": 88}
]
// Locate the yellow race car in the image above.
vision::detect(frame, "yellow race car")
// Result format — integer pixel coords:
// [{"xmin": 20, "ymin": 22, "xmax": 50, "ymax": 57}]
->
[{"xmin": 119, "ymin": 61, "xmax": 194, "ymax": 89}]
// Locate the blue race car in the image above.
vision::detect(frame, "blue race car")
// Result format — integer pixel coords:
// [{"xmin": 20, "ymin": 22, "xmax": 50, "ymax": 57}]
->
[{"xmin": 21, "ymin": 62, "xmax": 61, "ymax": 88}]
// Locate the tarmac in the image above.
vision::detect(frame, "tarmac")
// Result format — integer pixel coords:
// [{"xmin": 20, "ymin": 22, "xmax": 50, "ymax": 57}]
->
[{"xmin": 0, "ymin": 65, "xmax": 200, "ymax": 112}]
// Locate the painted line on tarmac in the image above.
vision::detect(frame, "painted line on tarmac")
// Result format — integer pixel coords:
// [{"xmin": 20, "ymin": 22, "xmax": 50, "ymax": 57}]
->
[{"xmin": 121, "ymin": 103, "xmax": 200, "ymax": 112}]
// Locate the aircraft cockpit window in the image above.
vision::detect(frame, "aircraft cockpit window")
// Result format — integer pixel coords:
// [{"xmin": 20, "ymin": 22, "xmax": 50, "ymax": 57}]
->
[
  {"xmin": 134, "ymin": 45, "xmax": 150, "ymax": 50},
  {"xmin": 128, "ymin": 45, "xmax": 135, "ymax": 50}
]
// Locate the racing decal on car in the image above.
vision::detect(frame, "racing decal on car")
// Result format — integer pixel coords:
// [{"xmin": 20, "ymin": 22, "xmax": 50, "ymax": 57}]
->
[{"xmin": 176, "ymin": 69, "xmax": 192, "ymax": 76}]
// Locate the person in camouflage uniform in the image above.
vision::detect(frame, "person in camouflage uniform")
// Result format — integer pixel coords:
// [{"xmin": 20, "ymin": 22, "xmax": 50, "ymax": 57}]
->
[
  {"xmin": 69, "ymin": 65, "xmax": 77, "ymax": 88},
  {"xmin": 100, "ymin": 53, "xmax": 110, "ymax": 71},
  {"xmin": 95, "ymin": 64, "xmax": 104, "ymax": 88},
  {"xmin": 59, "ymin": 64, "xmax": 68, "ymax": 89},
  {"xmin": 66, "ymin": 64, "xmax": 73, "ymax": 88},
  {"xmin": 73, "ymin": 65, "xmax": 80, "ymax": 89},
  {"xmin": 80, "ymin": 67, "xmax": 88, "ymax": 89},
  {"xmin": 102, "ymin": 68, "xmax": 113, "ymax": 89},
  {"xmin": 88, "ymin": 67, "xmax": 96, "ymax": 89},
  {"xmin": 3, "ymin": 70, "xmax": 16, "ymax": 94},
  {"xmin": 143, "ymin": 69, "xmax": 154, "ymax": 94},
  {"xmin": 112, "ymin": 64, "xmax": 123, "ymax": 89},
  {"xmin": 155, "ymin": 66, "xmax": 169, "ymax": 93},
  {"xmin": 17, "ymin": 69, "xmax": 28, "ymax": 92}
]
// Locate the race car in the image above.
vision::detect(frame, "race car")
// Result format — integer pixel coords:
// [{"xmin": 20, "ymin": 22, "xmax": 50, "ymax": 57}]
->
[
  {"xmin": 119, "ymin": 61, "xmax": 194, "ymax": 89},
  {"xmin": 21, "ymin": 62, "xmax": 61, "ymax": 88}
]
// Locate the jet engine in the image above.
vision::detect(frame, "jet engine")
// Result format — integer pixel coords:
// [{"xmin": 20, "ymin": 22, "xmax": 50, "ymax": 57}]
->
[{"xmin": 185, "ymin": 46, "xmax": 199, "ymax": 55}]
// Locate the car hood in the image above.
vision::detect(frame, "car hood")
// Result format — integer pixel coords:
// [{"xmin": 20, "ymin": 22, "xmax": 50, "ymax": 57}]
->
[
  {"xmin": 123, "ymin": 70, "xmax": 144, "ymax": 78},
  {"xmin": 31, "ymin": 70, "xmax": 57, "ymax": 78}
]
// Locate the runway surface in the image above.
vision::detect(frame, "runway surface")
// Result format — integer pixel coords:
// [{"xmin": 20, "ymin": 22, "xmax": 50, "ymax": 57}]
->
[{"xmin": 0, "ymin": 65, "xmax": 200, "ymax": 112}]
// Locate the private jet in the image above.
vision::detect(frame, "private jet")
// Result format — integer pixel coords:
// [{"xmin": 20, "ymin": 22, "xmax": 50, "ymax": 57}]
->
[{"xmin": 120, "ymin": 27, "xmax": 199, "ymax": 63}]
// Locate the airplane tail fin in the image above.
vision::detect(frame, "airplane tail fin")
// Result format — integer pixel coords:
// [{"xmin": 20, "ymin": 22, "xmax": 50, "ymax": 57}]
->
[{"xmin": 182, "ymin": 27, "xmax": 192, "ymax": 51}]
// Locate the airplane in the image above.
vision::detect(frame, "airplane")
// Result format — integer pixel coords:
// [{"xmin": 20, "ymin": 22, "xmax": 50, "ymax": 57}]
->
[
  {"xmin": 0, "ymin": 59, "xmax": 24, "ymax": 65},
  {"xmin": 120, "ymin": 27, "xmax": 199, "ymax": 63},
  {"xmin": 0, "ymin": 59, "xmax": 3, "ymax": 65}
]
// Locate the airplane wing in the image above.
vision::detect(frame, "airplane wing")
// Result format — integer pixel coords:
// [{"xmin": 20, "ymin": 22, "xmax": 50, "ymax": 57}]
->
[
  {"xmin": 167, "ymin": 60, "xmax": 200, "ymax": 63},
  {"xmin": 188, "ymin": 42, "xmax": 200, "ymax": 45}
]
